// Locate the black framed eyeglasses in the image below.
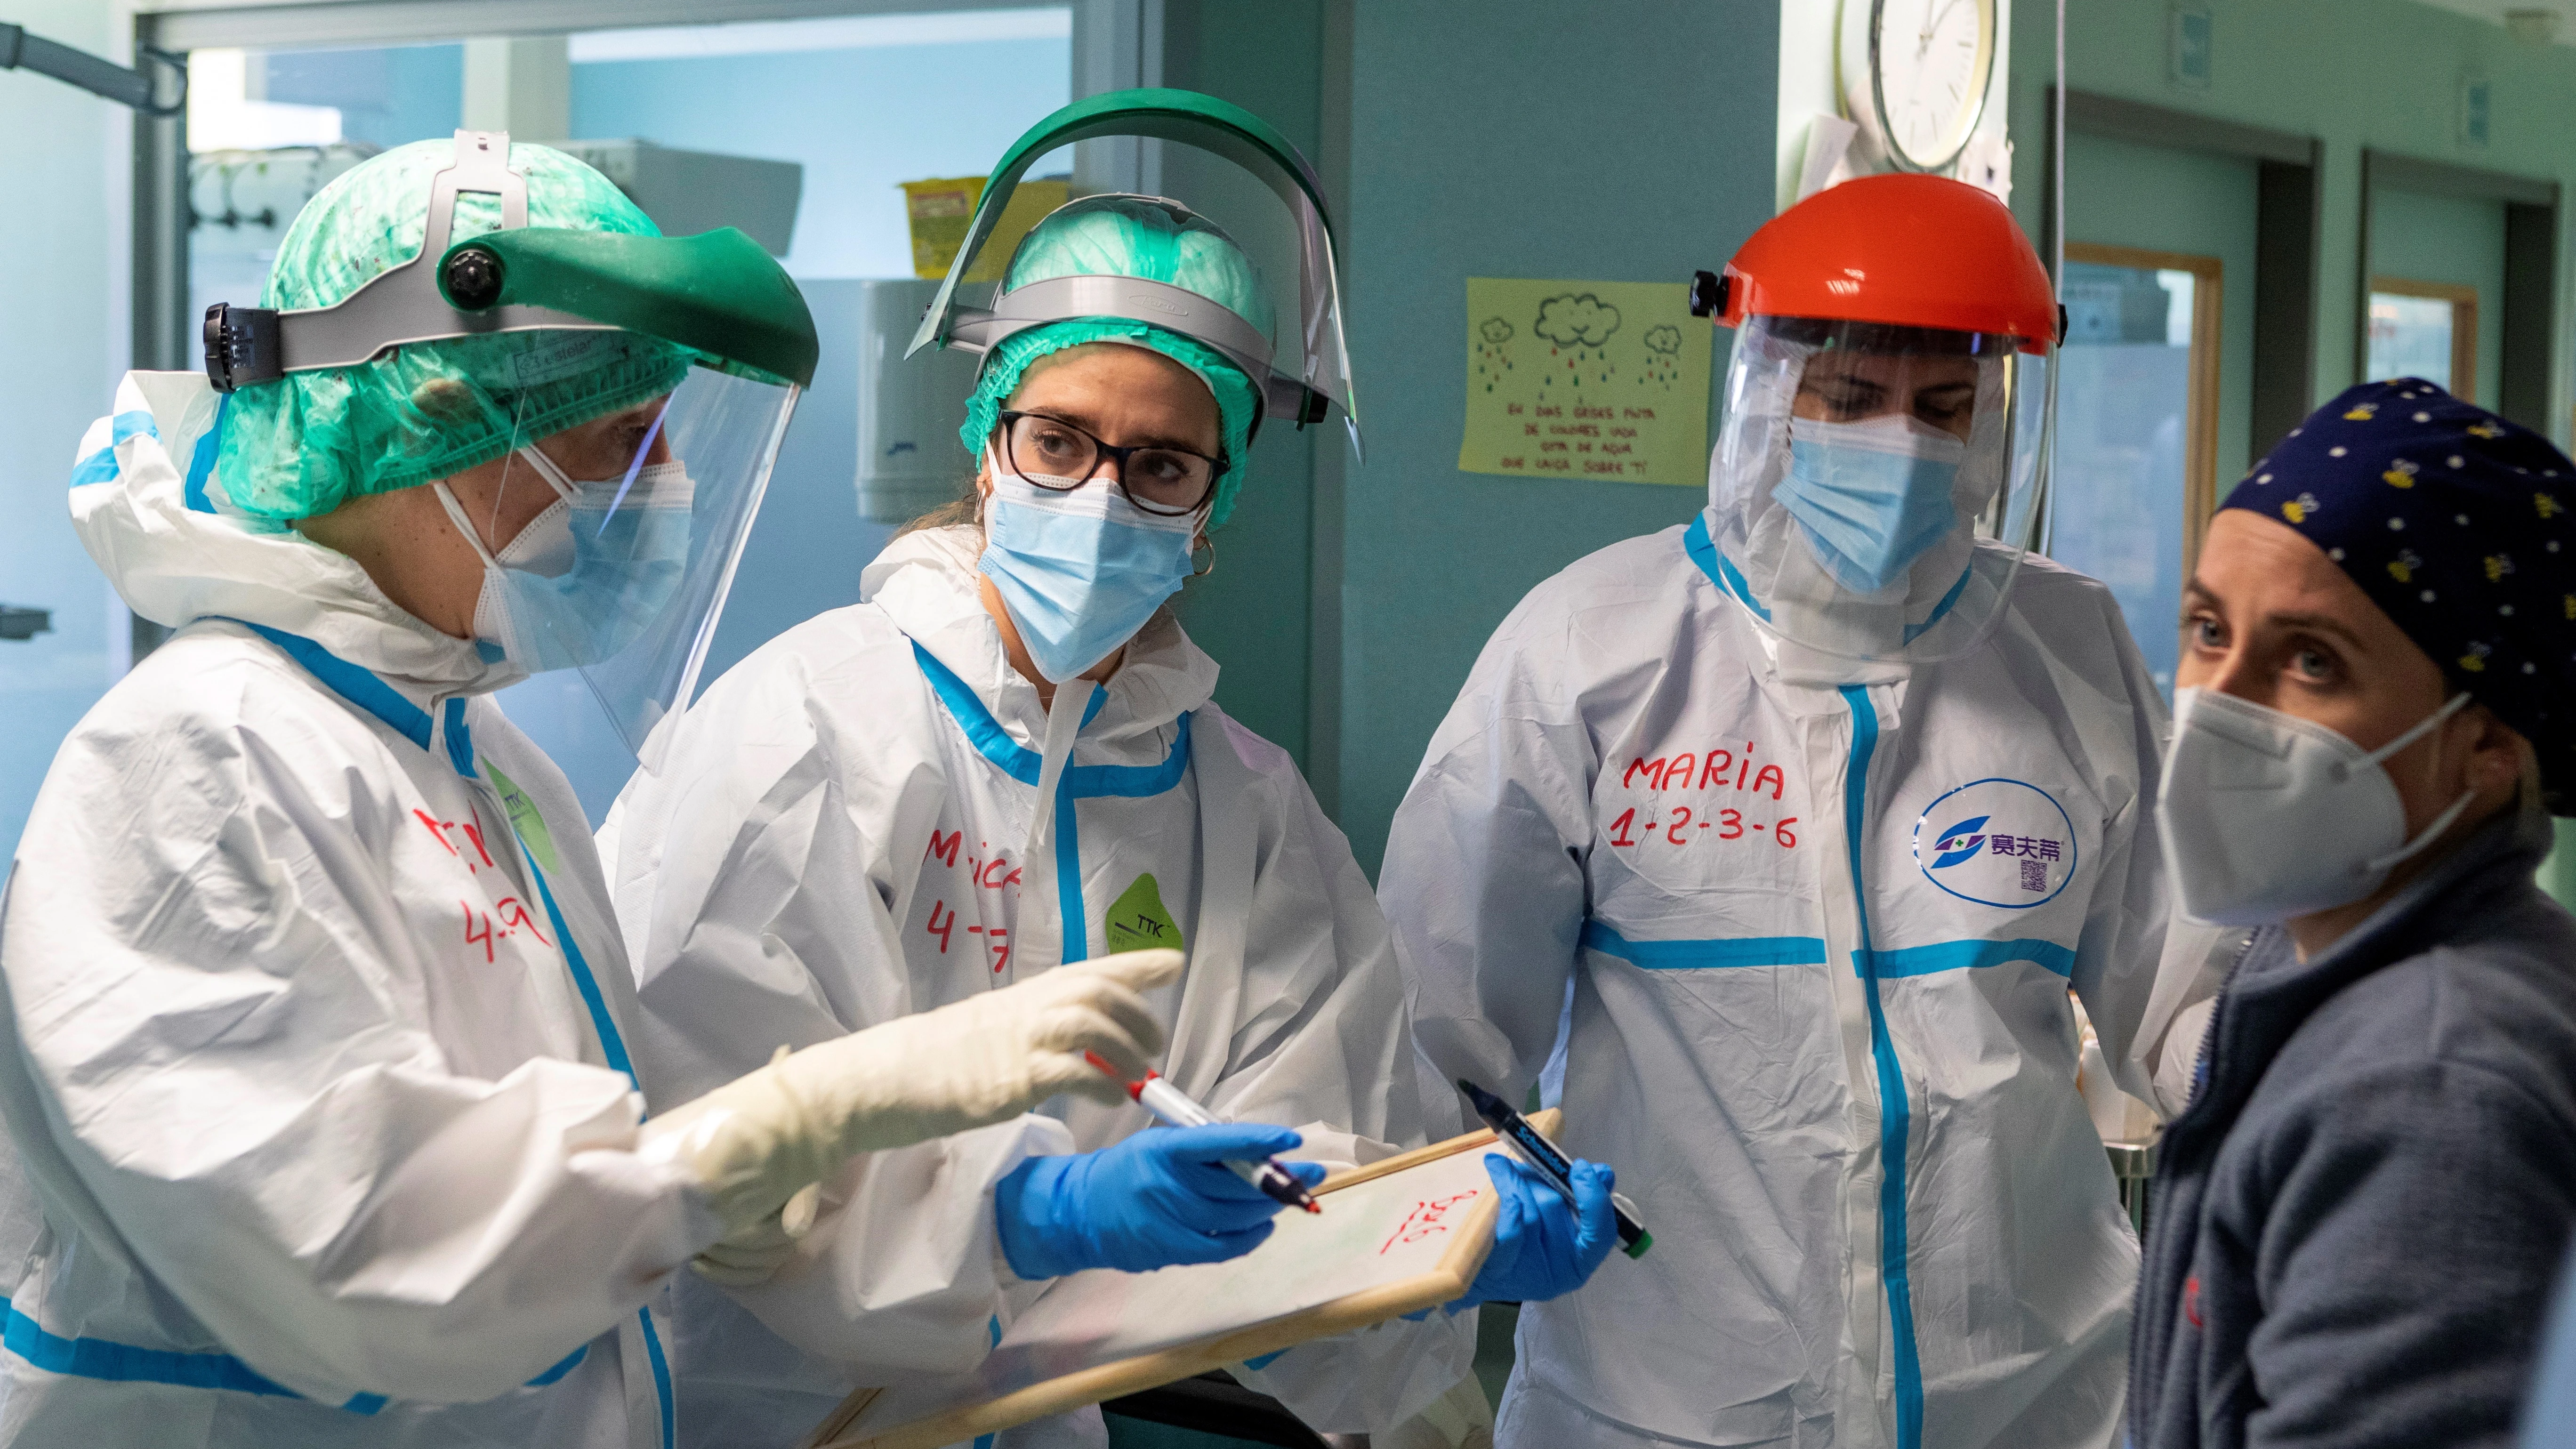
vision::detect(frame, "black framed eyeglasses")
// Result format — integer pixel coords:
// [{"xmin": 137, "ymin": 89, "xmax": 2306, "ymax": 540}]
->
[{"xmin": 997, "ymin": 410, "xmax": 1225, "ymax": 516}]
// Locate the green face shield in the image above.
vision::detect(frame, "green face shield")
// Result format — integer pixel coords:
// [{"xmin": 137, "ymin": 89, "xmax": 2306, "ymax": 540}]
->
[
  {"xmin": 203, "ymin": 130, "xmax": 820, "ymax": 768},
  {"xmin": 909, "ymin": 88, "xmax": 1360, "ymax": 459}
]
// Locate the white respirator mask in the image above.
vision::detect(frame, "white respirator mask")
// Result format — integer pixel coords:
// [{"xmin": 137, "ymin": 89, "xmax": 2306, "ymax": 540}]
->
[{"xmin": 2155, "ymin": 686, "xmax": 2479, "ymax": 926}]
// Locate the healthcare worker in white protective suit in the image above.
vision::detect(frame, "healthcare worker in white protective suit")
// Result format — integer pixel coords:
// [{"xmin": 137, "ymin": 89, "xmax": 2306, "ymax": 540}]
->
[
  {"xmin": 1384, "ymin": 174, "xmax": 2225, "ymax": 1449},
  {"xmin": 0, "ymin": 133, "xmax": 1220, "ymax": 1449},
  {"xmin": 600, "ymin": 90, "xmax": 1621, "ymax": 1449}
]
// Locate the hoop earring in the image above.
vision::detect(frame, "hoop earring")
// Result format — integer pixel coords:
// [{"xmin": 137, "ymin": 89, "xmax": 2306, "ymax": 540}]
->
[{"xmin": 1191, "ymin": 536, "xmax": 1217, "ymax": 578}]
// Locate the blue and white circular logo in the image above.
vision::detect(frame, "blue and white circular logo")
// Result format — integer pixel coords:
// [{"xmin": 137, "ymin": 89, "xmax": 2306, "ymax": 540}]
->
[{"xmin": 1912, "ymin": 778, "xmax": 2078, "ymax": 909}]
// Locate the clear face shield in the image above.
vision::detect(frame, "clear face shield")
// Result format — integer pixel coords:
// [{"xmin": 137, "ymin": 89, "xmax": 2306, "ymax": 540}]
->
[
  {"xmin": 446, "ymin": 362, "xmax": 797, "ymax": 765},
  {"xmin": 907, "ymin": 88, "xmax": 1360, "ymax": 456},
  {"xmin": 204, "ymin": 129, "xmax": 818, "ymax": 769},
  {"xmin": 1706, "ymin": 314, "xmax": 2053, "ymax": 668}
]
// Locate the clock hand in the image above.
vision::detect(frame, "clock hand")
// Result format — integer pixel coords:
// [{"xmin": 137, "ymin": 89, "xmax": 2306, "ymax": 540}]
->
[{"xmin": 1920, "ymin": 0, "xmax": 1967, "ymax": 55}]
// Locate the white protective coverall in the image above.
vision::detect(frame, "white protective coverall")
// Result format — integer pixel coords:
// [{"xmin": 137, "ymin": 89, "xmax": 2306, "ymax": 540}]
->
[
  {"xmin": 0, "ymin": 372, "xmax": 727, "ymax": 1449},
  {"xmin": 1385, "ymin": 329, "xmax": 2215, "ymax": 1449},
  {"xmin": 598, "ymin": 524, "xmax": 1474, "ymax": 1449}
]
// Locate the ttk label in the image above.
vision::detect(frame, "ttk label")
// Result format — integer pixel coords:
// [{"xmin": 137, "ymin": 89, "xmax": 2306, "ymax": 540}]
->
[{"xmin": 1912, "ymin": 778, "xmax": 2077, "ymax": 909}]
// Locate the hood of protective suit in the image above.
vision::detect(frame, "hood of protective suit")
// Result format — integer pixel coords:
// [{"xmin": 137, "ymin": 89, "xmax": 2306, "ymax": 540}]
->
[
  {"xmin": 69, "ymin": 370, "xmax": 523, "ymax": 695},
  {"xmin": 860, "ymin": 523, "xmax": 1217, "ymax": 749},
  {"xmin": 1707, "ymin": 321, "xmax": 2017, "ymax": 670}
]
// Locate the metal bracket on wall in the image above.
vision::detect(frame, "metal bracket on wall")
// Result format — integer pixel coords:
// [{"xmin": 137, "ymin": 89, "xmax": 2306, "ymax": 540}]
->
[{"xmin": 0, "ymin": 22, "xmax": 185, "ymax": 114}]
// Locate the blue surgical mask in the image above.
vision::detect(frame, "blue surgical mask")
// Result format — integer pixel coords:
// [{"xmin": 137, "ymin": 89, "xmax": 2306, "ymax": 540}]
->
[
  {"xmin": 1777, "ymin": 414, "xmax": 1967, "ymax": 592},
  {"xmin": 441, "ymin": 448, "xmax": 694, "ymax": 672},
  {"xmin": 978, "ymin": 448, "xmax": 1198, "ymax": 684}
]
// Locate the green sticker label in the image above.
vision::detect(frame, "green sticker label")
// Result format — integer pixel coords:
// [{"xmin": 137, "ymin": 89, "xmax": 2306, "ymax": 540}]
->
[
  {"xmin": 1103, "ymin": 872, "xmax": 1183, "ymax": 956},
  {"xmin": 483, "ymin": 761, "xmax": 559, "ymax": 874}
]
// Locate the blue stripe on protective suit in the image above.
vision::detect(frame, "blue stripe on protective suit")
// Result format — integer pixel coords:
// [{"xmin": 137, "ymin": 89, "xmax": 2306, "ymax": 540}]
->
[
  {"xmin": 1862, "ymin": 938, "xmax": 2075, "ymax": 979},
  {"xmin": 442, "ymin": 698, "xmax": 477, "ymax": 789},
  {"xmin": 1683, "ymin": 514, "xmax": 1769, "ymax": 622},
  {"xmin": 184, "ymin": 397, "xmax": 228, "ymax": 514},
  {"xmin": 0, "ymin": 1294, "xmax": 300, "ymax": 1400},
  {"xmin": 2, "ymin": 1296, "xmax": 588, "ymax": 1409},
  {"xmin": 68, "ymin": 411, "xmax": 157, "ymax": 488},
  {"xmin": 238, "ymin": 623, "xmax": 434, "ymax": 753},
  {"xmin": 912, "ymin": 641, "xmax": 1191, "ymax": 963},
  {"xmin": 1580, "ymin": 921, "xmax": 1826, "ymax": 969},
  {"xmin": 637, "ymin": 1304, "xmax": 675, "ymax": 1449},
  {"xmin": 1836, "ymin": 684, "xmax": 1924, "ymax": 1449}
]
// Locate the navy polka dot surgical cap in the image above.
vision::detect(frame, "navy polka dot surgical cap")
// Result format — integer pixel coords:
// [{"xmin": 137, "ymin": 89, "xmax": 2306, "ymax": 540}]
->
[{"xmin": 2220, "ymin": 378, "xmax": 2576, "ymax": 811}]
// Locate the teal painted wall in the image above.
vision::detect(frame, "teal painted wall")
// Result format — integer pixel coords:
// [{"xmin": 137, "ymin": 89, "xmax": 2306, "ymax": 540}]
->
[{"xmin": 1328, "ymin": 0, "xmax": 1780, "ymax": 872}]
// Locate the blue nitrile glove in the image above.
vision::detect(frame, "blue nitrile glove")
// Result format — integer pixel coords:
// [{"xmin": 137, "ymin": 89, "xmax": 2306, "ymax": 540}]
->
[
  {"xmin": 1442, "ymin": 1154, "xmax": 1618, "ymax": 1312},
  {"xmin": 994, "ymin": 1124, "xmax": 1329, "ymax": 1280}
]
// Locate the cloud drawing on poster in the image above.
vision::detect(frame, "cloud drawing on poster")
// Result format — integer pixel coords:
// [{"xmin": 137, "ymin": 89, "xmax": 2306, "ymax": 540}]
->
[
  {"xmin": 1641, "ymin": 323, "xmax": 1685, "ymax": 386},
  {"xmin": 1535, "ymin": 293, "xmax": 1621, "ymax": 348}
]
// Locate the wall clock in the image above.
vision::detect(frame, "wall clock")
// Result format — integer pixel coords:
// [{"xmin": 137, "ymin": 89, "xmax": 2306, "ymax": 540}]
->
[{"xmin": 1839, "ymin": 0, "xmax": 1998, "ymax": 175}]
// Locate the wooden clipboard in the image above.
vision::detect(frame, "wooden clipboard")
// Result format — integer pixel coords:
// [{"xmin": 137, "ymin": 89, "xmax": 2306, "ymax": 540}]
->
[{"xmin": 802, "ymin": 1114, "xmax": 1556, "ymax": 1449}]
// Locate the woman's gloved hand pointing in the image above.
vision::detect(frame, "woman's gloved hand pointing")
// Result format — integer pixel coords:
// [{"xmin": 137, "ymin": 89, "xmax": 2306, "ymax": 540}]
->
[
  {"xmin": 638, "ymin": 948, "xmax": 1184, "ymax": 1281},
  {"xmin": 993, "ymin": 1124, "xmax": 1328, "ymax": 1280}
]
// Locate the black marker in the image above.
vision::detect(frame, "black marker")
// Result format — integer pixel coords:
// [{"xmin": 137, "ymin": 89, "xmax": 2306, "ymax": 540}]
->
[{"xmin": 1457, "ymin": 1079, "xmax": 1652, "ymax": 1259}]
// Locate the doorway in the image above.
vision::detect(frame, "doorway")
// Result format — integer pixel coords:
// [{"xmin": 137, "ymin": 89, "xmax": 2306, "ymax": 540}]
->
[
  {"xmin": 2363, "ymin": 188, "xmax": 2503, "ymax": 407},
  {"xmin": 2044, "ymin": 126, "xmax": 2262, "ymax": 694},
  {"xmin": 2050, "ymin": 242, "xmax": 2223, "ymax": 697}
]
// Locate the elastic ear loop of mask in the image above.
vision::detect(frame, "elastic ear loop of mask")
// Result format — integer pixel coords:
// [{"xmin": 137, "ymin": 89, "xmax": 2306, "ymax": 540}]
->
[
  {"xmin": 484, "ymin": 390, "xmax": 533, "ymax": 547},
  {"xmin": 2338, "ymin": 691, "xmax": 2479, "ymax": 873},
  {"xmin": 432, "ymin": 481, "xmax": 503, "ymax": 570}
]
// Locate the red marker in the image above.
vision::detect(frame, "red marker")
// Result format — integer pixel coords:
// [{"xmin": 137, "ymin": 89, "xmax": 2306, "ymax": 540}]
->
[{"xmin": 1084, "ymin": 1051, "xmax": 1320, "ymax": 1214}]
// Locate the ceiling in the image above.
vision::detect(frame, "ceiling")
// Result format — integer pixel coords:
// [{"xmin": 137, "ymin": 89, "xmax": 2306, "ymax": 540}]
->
[{"xmin": 2410, "ymin": 0, "xmax": 2576, "ymax": 48}]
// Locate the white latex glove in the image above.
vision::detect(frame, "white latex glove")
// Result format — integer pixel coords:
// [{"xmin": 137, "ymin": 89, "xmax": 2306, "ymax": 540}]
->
[{"xmin": 639, "ymin": 949, "xmax": 1182, "ymax": 1269}]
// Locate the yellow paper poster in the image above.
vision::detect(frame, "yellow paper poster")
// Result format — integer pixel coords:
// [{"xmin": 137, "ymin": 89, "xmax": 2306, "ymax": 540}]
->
[{"xmin": 1458, "ymin": 277, "xmax": 1713, "ymax": 487}]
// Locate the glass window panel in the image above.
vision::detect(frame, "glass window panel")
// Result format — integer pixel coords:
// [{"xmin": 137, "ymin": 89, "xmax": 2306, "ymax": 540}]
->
[
  {"xmin": 2046, "ymin": 259, "xmax": 2201, "ymax": 698},
  {"xmin": 2366, "ymin": 291, "xmax": 2456, "ymax": 392}
]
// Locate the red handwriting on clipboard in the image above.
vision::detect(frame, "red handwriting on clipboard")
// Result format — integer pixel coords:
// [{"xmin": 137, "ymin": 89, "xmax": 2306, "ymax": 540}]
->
[{"xmin": 1379, "ymin": 1191, "xmax": 1483, "ymax": 1256}]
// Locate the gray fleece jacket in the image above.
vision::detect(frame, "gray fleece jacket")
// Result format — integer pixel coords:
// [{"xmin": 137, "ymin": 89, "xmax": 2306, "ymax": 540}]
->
[{"xmin": 2131, "ymin": 800, "xmax": 2576, "ymax": 1449}]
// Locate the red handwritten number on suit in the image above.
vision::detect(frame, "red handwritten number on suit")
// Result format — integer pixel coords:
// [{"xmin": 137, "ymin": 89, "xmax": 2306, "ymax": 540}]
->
[
  {"xmin": 463, "ymin": 902, "xmax": 495, "ymax": 963},
  {"xmin": 1605, "ymin": 805, "xmax": 1795, "ymax": 848},
  {"xmin": 1378, "ymin": 1190, "xmax": 1484, "ymax": 1255},
  {"xmin": 495, "ymin": 896, "xmax": 551, "ymax": 948},
  {"xmin": 926, "ymin": 901, "xmax": 956, "ymax": 954}
]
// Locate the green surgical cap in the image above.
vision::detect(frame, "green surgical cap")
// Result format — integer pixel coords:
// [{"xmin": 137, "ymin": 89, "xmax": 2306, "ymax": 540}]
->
[
  {"xmin": 958, "ymin": 195, "xmax": 1270, "ymax": 528},
  {"xmin": 219, "ymin": 138, "xmax": 691, "ymax": 522}
]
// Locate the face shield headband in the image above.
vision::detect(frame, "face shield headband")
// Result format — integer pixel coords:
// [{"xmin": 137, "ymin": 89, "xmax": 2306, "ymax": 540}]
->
[
  {"xmin": 204, "ymin": 129, "xmax": 819, "ymax": 396},
  {"xmin": 906, "ymin": 88, "xmax": 1360, "ymax": 459}
]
